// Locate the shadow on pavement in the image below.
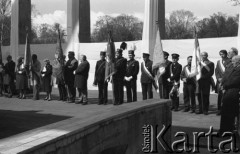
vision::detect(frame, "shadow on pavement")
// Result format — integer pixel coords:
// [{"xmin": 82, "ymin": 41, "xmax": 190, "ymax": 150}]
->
[{"xmin": 0, "ymin": 110, "xmax": 71, "ymax": 139}]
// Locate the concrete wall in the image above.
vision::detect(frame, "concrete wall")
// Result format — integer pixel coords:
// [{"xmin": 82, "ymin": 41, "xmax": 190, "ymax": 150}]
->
[{"xmin": 16, "ymin": 100, "xmax": 171, "ymax": 154}]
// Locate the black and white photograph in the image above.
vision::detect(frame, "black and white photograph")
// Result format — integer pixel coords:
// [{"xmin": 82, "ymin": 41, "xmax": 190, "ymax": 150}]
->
[{"xmin": 0, "ymin": 0, "xmax": 239, "ymax": 153}]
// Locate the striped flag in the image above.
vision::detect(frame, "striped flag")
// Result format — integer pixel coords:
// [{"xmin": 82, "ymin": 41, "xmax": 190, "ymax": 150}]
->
[
  {"xmin": 190, "ymin": 27, "xmax": 201, "ymax": 80},
  {"xmin": 23, "ymin": 33, "xmax": 32, "ymax": 88},
  {"xmin": 23, "ymin": 33, "xmax": 31, "ymax": 67},
  {"xmin": 152, "ymin": 28, "xmax": 166, "ymax": 80}
]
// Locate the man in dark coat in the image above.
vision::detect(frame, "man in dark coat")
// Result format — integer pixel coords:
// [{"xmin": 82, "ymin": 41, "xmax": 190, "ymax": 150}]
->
[
  {"xmin": 112, "ymin": 49, "xmax": 127, "ymax": 105},
  {"xmin": 169, "ymin": 54, "xmax": 182, "ymax": 111},
  {"xmin": 65, "ymin": 51, "xmax": 78, "ymax": 103},
  {"xmin": 75, "ymin": 55, "xmax": 90, "ymax": 105},
  {"xmin": 93, "ymin": 51, "xmax": 108, "ymax": 105},
  {"xmin": 219, "ymin": 55, "xmax": 240, "ymax": 134},
  {"xmin": 181, "ymin": 56, "xmax": 196, "ymax": 113},
  {"xmin": 196, "ymin": 52, "xmax": 214, "ymax": 115},
  {"xmin": 141, "ymin": 53, "xmax": 153, "ymax": 100},
  {"xmin": 4, "ymin": 55, "xmax": 15, "ymax": 97},
  {"xmin": 124, "ymin": 50, "xmax": 139, "ymax": 102},
  {"xmin": 215, "ymin": 50, "xmax": 231, "ymax": 115},
  {"xmin": 158, "ymin": 51, "xmax": 172, "ymax": 99}
]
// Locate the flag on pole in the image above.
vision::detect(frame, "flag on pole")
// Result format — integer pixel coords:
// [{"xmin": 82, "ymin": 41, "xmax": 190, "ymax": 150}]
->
[
  {"xmin": 23, "ymin": 32, "xmax": 32, "ymax": 88},
  {"xmin": 152, "ymin": 28, "xmax": 166, "ymax": 80},
  {"xmin": 190, "ymin": 27, "xmax": 201, "ymax": 80},
  {"xmin": 23, "ymin": 33, "xmax": 31, "ymax": 67},
  {"xmin": 105, "ymin": 31, "xmax": 116, "ymax": 81},
  {"xmin": 53, "ymin": 27, "xmax": 65, "ymax": 79},
  {"xmin": 56, "ymin": 27, "xmax": 64, "ymax": 67}
]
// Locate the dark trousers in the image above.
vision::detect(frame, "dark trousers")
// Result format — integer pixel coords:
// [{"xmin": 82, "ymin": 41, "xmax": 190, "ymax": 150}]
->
[
  {"xmin": 33, "ymin": 78, "xmax": 40, "ymax": 100},
  {"xmin": 58, "ymin": 84, "xmax": 67, "ymax": 100},
  {"xmin": 217, "ymin": 91, "xmax": 223, "ymax": 111},
  {"xmin": 77, "ymin": 88, "xmax": 88, "ymax": 103},
  {"xmin": 220, "ymin": 114, "xmax": 235, "ymax": 133},
  {"xmin": 159, "ymin": 83, "xmax": 170, "ymax": 99},
  {"xmin": 141, "ymin": 83, "xmax": 153, "ymax": 100},
  {"xmin": 197, "ymin": 93, "xmax": 210, "ymax": 113},
  {"xmin": 98, "ymin": 82, "xmax": 108, "ymax": 104},
  {"xmin": 125, "ymin": 79, "xmax": 137, "ymax": 102},
  {"xmin": 113, "ymin": 78, "xmax": 124, "ymax": 104},
  {"xmin": 0, "ymin": 84, "xmax": 3, "ymax": 95},
  {"xmin": 183, "ymin": 83, "xmax": 196, "ymax": 111},
  {"xmin": 66, "ymin": 83, "xmax": 76, "ymax": 101},
  {"xmin": 169, "ymin": 85, "xmax": 179, "ymax": 110}
]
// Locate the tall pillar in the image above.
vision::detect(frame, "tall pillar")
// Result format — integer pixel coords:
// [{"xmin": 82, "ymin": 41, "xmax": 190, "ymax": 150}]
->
[
  {"xmin": 66, "ymin": 0, "xmax": 91, "ymax": 56},
  {"xmin": 10, "ymin": 0, "xmax": 31, "ymax": 62},
  {"xmin": 79, "ymin": 0, "xmax": 90, "ymax": 42},
  {"xmin": 158, "ymin": 0, "xmax": 165, "ymax": 39},
  {"xmin": 238, "ymin": 10, "xmax": 240, "ymax": 51},
  {"xmin": 141, "ymin": 0, "xmax": 159, "ymax": 60}
]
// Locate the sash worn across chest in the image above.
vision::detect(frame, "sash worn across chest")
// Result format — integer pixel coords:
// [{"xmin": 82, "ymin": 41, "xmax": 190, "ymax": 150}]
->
[
  {"xmin": 218, "ymin": 60, "xmax": 225, "ymax": 73},
  {"xmin": 96, "ymin": 61, "xmax": 106, "ymax": 74}
]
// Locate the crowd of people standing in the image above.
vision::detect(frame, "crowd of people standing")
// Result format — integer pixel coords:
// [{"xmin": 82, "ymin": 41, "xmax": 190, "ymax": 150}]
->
[{"xmin": 0, "ymin": 43, "xmax": 239, "ymax": 134}]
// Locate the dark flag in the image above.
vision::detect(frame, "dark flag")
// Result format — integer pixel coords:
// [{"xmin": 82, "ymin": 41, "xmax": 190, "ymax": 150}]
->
[{"xmin": 105, "ymin": 31, "xmax": 116, "ymax": 81}]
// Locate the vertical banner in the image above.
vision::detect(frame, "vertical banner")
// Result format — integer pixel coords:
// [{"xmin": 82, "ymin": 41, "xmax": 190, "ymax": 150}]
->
[{"xmin": 10, "ymin": 0, "xmax": 19, "ymax": 63}]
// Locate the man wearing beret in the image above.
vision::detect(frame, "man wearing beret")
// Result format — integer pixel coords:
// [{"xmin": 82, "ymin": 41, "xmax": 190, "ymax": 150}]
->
[
  {"xmin": 181, "ymin": 56, "xmax": 196, "ymax": 113},
  {"xmin": 65, "ymin": 51, "xmax": 78, "ymax": 103},
  {"xmin": 215, "ymin": 50, "xmax": 231, "ymax": 115},
  {"xmin": 197, "ymin": 52, "xmax": 214, "ymax": 115},
  {"xmin": 112, "ymin": 49, "xmax": 127, "ymax": 105},
  {"xmin": 158, "ymin": 51, "xmax": 172, "ymax": 99},
  {"xmin": 141, "ymin": 53, "xmax": 153, "ymax": 100},
  {"xmin": 93, "ymin": 51, "xmax": 108, "ymax": 105},
  {"xmin": 169, "ymin": 53, "xmax": 182, "ymax": 111},
  {"xmin": 124, "ymin": 50, "xmax": 139, "ymax": 102}
]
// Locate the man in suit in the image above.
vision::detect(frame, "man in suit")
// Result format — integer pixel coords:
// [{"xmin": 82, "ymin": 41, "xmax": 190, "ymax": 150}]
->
[
  {"xmin": 169, "ymin": 54, "xmax": 182, "ymax": 111},
  {"xmin": 112, "ymin": 49, "xmax": 127, "ymax": 105},
  {"xmin": 75, "ymin": 55, "xmax": 90, "ymax": 105},
  {"xmin": 93, "ymin": 51, "xmax": 108, "ymax": 105},
  {"xmin": 65, "ymin": 51, "xmax": 78, "ymax": 103},
  {"xmin": 197, "ymin": 52, "xmax": 214, "ymax": 115},
  {"xmin": 124, "ymin": 50, "xmax": 139, "ymax": 103},
  {"xmin": 141, "ymin": 53, "xmax": 153, "ymax": 100},
  {"xmin": 4, "ymin": 55, "xmax": 15, "ymax": 98},
  {"xmin": 181, "ymin": 56, "xmax": 196, "ymax": 113},
  {"xmin": 158, "ymin": 51, "xmax": 172, "ymax": 99},
  {"xmin": 53, "ymin": 53, "xmax": 67, "ymax": 101},
  {"xmin": 215, "ymin": 50, "xmax": 231, "ymax": 115}
]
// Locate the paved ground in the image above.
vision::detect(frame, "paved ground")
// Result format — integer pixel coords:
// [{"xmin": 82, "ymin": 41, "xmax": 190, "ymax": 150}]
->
[{"xmin": 0, "ymin": 88, "xmax": 239, "ymax": 153}]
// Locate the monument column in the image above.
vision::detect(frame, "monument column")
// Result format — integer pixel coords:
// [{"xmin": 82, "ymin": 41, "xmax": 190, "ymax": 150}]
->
[
  {"xmin": 66, "ymin": 0, "xmax": 90, "ymax": 56},
  {"xmin": 141, "ymin": 0, "xmax": 159, "ymax": 59},
  {"xmin": 10, "ymin": 0, "xmax": 31, "ymax": 62},
  {"xmin": 158, "ymin": 0, "xmax": 165, "ymax": 39}
]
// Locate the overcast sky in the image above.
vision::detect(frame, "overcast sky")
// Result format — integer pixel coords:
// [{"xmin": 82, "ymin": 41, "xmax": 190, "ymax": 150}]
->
[{"xmin": 32, "ymin": 0, "xmax": 239, "ymax": 30}]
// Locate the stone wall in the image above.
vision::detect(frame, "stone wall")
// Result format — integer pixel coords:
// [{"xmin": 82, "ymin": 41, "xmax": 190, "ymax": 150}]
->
[{"xmin": 16, "ymin": 100, "xmax": 171, "ymax": 154}]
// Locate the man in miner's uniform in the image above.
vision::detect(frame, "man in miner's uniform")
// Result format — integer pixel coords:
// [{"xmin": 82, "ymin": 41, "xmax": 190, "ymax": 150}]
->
[
  {"xmin": 169, "ymin": 53, "xmax": 182, "ymax": 111},
  {"xmin": 124, "ymin": 50, "xmax": 139, "ymax": 103}
]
